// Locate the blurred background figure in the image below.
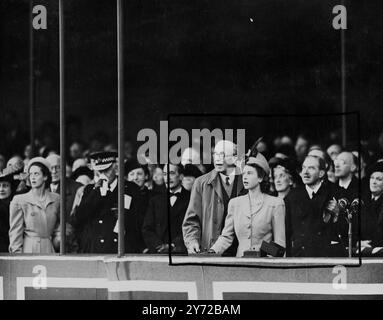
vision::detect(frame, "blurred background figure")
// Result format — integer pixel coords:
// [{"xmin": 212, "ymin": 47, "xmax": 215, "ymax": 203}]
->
[
  {"xmin": 182, "ymin": 164, "xmax": 203, "ymax": 191},
  {"xmin": 149, "ymin": 165, "xmax": 165, "ymax": 194},
  {"xmin": 181, "ymin": 147, "xmax": 206, "ymax": 174},
  {"xmin": 23, "ymin": 145, "xmax": 33, "ymax": 169},
  {"xmin": 7, "ymin": 155, "xmax": 23, "ymax": 169},
  {"xmin": 294, "ymin": 134, "xmax": 309, "ymax": 164},
  {"xmin": 327, "ymin": 144, "xmax": 342, "ymax": 162},
  {"xmin": 124, "ymin": 140, "xmax": 135, "ymax": 165},
  {"xmin": 280, "ymin": 135, "xmax": 293, "ymax": 147},
  {"xmin": 72, "ymin": 158, "xmax": 88, "ymax": 173},
  {"xmin": 0, "ymin": 154, "xmax": 6, "ymax": 172},
  {"xmin": 71, "ymin": 166, "xmax": 94, "ymax": 186},
  {"xmin": 69, "ymin": 141, "xmax": 85, "ymax": 165},
  {"xmin": 0, "ymin": 172, "xmax": 17, "ymax": 252}
]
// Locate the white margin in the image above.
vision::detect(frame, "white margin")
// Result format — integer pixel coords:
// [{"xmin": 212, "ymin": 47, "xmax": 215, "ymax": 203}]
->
[
  {"xmin": 212, "ymin": 281, "xmax": 383, "ymax": 299},
  {"xmin": 108, "ymin": 280, "xmax": 198, "ymax": 299}
]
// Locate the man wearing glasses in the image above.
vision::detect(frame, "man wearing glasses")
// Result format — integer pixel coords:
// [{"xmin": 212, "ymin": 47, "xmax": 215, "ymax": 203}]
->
[
  {"xmin": 182, "ymin": 140, "xmax": 243, "ymax": 255},
  {"xmin": 334, "ymin": 151, "xmax": 360, "ymax": 248}
]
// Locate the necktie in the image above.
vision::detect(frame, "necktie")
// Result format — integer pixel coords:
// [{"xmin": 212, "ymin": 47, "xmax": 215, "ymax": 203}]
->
[
  {"xmin": 170, "ymin": 192, "xmax": 179, "ymax": 206},
  {"xmin": 225, "ymin": 176, "xmax": 230, "ymax": 186},
  {"xmin": 51, "ymin": 183, "xmax": 59, "ymax": 193}
]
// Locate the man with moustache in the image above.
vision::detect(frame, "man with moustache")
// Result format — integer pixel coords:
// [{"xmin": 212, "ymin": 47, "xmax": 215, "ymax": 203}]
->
[
  {"xmin": 182, "ymin": 140, "xmax": 243, "ymax": 255},
  {"xmin": 142, "ymin": 163, "xmax": 190, "ymax": 254},
  {"xmin": 71, "ymin": 151, "xmax": 140, "ymax": 253},
  {"xmin": 285, "ymin": 155, "xmax": 346, "ymax": 257}
]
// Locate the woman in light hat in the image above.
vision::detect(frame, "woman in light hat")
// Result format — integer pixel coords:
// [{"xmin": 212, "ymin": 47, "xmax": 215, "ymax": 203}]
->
[
  {"xmin": 270, "ymin": 157, "xmax": 298, "ymax": 199},
  {"xmin": 209, "ymin": 150, "xmax": 286, "ymax": 257},
  {"xmin": 9, "ymin": 157, "xmax": 60, "ymax": 253}
]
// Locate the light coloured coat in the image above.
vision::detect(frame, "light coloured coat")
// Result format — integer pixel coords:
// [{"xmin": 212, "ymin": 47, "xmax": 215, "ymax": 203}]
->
[
  {"xmin": 182, "ymin": 168, "xmax": 243, "ymax": 252},
  {"xmin": 211, "ymin": 193, "xmax": 286, "ymax": 257},
  {"xmin": 9, "ymin": 190, "xmax": 60, "ymax": 253}
]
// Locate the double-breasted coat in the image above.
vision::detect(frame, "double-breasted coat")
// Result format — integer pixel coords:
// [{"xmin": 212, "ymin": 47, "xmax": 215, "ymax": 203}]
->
[
  {"xmin": 71, "ymin": 180, "xmax": 140, "ymax": 254},
  {"xmin": 8, "ymin": 190, "xmax": 60, "ymax": 253},
  {"xmin": 211, "ymin": 193, "xmax": 286, "ymax": 257}
]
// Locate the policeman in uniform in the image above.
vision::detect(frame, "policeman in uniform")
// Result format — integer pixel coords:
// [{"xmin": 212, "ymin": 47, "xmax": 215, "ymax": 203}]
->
[{"xmin": 71, "ymin": 151, "xmax": 140, "ymax": 253}]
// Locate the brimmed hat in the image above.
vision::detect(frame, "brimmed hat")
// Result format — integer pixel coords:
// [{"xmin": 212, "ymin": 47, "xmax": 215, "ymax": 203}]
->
[
  {"xmin": 271, "ymin": 157, "xmax": 299, "ymax": 182},
  {"xmin": 89, "ymin": 151, "xmax": 117, "ymax": 171},
  {"xmin": 246, "ymin": 152, "xmax": 270, "ymax": 176},
  {"xmin": 0, "ymin": 171, "xmax": 18, "ymax": 195},
  {"xmin": 27, "ymin": 157, "xmax": 51, "ymax": 172},
  {"xmin": 71, "ymin": 166, "xmax": 94, "ymax": 181},
  {"xmin": 368, "ymin": 161, "xmax": 383, "ymax": 177},
  {"xmin": 0, "ymin": 171, "xmax": 15, "ymax": 184},
  {"xmin": 124, "ymin": 160, "xmax": 149, "ymax": 176}
]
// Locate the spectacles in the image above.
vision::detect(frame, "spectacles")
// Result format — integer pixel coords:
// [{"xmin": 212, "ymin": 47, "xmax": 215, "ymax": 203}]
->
[{"xmin": 213, "ymin": 152, "xmax": 234, "ymax": 159}]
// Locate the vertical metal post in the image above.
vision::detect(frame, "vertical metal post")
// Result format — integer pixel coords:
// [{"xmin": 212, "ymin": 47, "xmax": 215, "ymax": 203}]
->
[
  {"xmin": 341, "ymin": 2, "xmax": 347, "ymax": 147},
  {"xmin": 59, "ymin": 0, "xmax": 66, "ymax": 255},
  {"xmin": 29, "ymin": 0, "xmax": 35, "ymax": 156},
  {"xmin": 117, "ymin": 0, "xmax": 125, "ymax": 257}
]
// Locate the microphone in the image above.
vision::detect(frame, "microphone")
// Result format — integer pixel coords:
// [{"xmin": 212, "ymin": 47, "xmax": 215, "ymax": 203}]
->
[
  {"xmin": 330, "ymin": 198, "xmax": 349, "ymax": 223},
  {"xmin": 338, "ymin": 198, "xmax": 349, "ymax": 211},
  {"xmin": 350, "ymin": 198, "xmax": 363, "ymax": 215}
]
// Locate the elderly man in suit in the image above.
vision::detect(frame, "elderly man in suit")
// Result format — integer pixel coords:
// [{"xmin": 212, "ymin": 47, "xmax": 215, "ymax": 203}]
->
[
  {"xmin": 46, "ymin": 154, "xmax": 83, "ymax": 252},
  {"xmin": 285, "ymin": 155, "xmax": 347, "ymax": 257},
  {"xmin": 334, "ymin": 151, "xmax": 360, "ymax": 247},
  {"xmin": 182, "ymin": 140, "xmax": 243, "ymax": 255},
  {"xmin": 142, "ymin": 163, "xmax": 190, "ymax": 254},
  {"xmin": 334, "ymin": 151, "xmax": 359, "ymax": 200},
  {"xmin": 46, "ymin": 154, "xmax": 83, "ymax": 219}
]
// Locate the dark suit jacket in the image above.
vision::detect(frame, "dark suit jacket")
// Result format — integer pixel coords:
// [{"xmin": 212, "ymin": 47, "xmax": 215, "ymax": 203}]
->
[
  {"xmin": 142, "ymin": 187, "xmax": 190, "ymax": 253},
  {"xmin": 135, "ymin": 186, "xmax": 152, "ymax": 252},
  {"xmin": 0, "ymin": 199, "xmax": 10, "ymax": 252},
  {"xmin": 53, "ymin": 178, "xmax": 82, "ymax": 219},
  {"xmin": 337, "ymin": 177, "xmax": 361, "ymax": 245},
  {"xmin": 285, "ymin": 182, "xmax": 347, "ymax": 257},
  {"xmin": 361, "ymin": 192, "xmax": 383, "ymax": 247},
  {"xmin": 71, "ymin": 180, "xmax": 141, "ymax": 254}
]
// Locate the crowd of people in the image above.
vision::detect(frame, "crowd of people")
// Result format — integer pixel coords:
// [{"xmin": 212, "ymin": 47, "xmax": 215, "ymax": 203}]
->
[{"xmin": 0, "ymin": 131, "xmax": 383, "ymax": 257}]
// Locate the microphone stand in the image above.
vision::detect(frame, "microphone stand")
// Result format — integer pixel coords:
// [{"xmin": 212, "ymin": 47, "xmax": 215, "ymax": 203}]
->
[{"xmin": 345, "ymin": 208, "xmax": 352, "ymax": 258}]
